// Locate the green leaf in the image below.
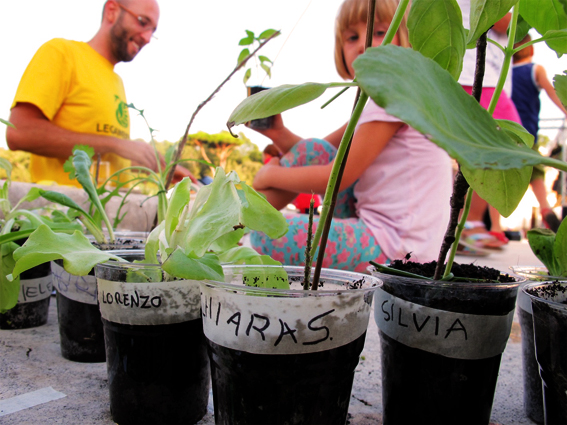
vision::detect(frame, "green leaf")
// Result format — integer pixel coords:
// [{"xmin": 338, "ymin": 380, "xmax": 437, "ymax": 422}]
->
[
  {"xmin": 514, "ymin": 14, "xmax": 532, "ymax": 42},
  {"xmin": 259, "ymin": 55, "xmax": 273, "ymax": 64},
  {"xmin": 555, "ymin": 71, "xmax": 567, "ymax": 107},
  {"xmin": 164, "ymin": 177, "xmax": 192, "ymax": 241},
  {"xmin": 162, "ymin": 249, "xmax": 224, "ymax": 281},
  {"xmin": 10, "ymin": 225, "xmax": 121, "ymax": 280},
  {"xmin": 241, "ymin": 265, "xmax": 290, "ymax": 289},
  {"xmin": 208, "ymin": 228, "xmax": 245, "ymax": 252},
  {"xmin": 258, "ymin": 29, "xmax": 279, "ymax": 40},
  {"xmin": 260, "ymin": 62, "xmax": 272, "ymax": 78},
  {"xmin": 554, "ymin": 218, "xmax": 567, "ymax": 275},
  {"xmin": 0, "ymin": 242, "xmax": 20, "ymax": 313},
  {"xmin": 40, "ymin": 190, "xmax": 91, "ymax": 217},
  {"xmin": 408, "ymin": 0, "xmax": 466, "ymax": 79},
  {"xmin": 239, "ymin": 182, "xmax": 289, "ymax": 239},
  {"xmin": 466, "ymin": 0, "xmax": 519, "ymax": 46},
  {"xmin": 527, "ymin": 228, "xmax": 562, "ymax": 276},
  {"xmin": 497, "ymin": 119, "xmax": 535, "ymax": 147},
  {"xmin": 228, "ymin": 83, "xmax": 332, "ymax": 131},
  {"xmin": 540, "ymin": 29, "xmax": 567, "ymax": 55},
  {"xmin": 519, "ymin": 0, "xmax": 567, "ymax": 55},
  {"xmin": 243, "ymin": 68, "xmax": 252, "ymax": 85},
  {"xmin": 0, "ymin": 158, "xmax": 12, "ymax": 181},
  {"xmin": 461, "ymin": 164, "xmax": 531, "ymax": 216},
  {"xmin": 238, "ymin": 30, "xmax": 255, "ymax": 46},
  {"xmin": 237, "ymin": 48, "xmax": 250, "ymax": 66},
  {"xmin": 0, "ymin": 118, "xmax": 15, "ymax": 128},
  {"xmin": 353, "ymin": 45, "xmax": 567, "ymax": 172},
  {"xmin": 144, "ymin": 221, "xmax": 164, "ymax": 265}
]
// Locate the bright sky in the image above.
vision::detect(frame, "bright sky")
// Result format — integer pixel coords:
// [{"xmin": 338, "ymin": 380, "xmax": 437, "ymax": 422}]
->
[{"xmin": 1, "ymin": 0, "xmax": 566, "ymax": 154}]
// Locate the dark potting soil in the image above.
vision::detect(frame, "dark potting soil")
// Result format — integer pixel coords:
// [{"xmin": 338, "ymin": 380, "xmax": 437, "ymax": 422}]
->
[
  {"xmin": 207, "ymin": 332, "xmax": 366, "ymax": 425},
  {"xmin": 388, "ymin": 259, "xmax": 516, "ymax": 283},
  {"xmin": 56, "ymin": 292, "xmax": 105, "ymax": 362},
  {"xmin": 518, "ymin": 307, "xmax": 544, "ymax": 424},
  {"xmin": 103, "ymin": 318, "xmax": 210, "ymax": 425},
  {"xmin": 0, "ymin": 261, "xmax": 52, "ymax": 330}
]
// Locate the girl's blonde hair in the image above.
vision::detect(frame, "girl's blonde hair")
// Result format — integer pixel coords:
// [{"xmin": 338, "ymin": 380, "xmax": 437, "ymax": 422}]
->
[{"xmin": 334, "ymin": 0, "xmax": 410, "ymax": 79}]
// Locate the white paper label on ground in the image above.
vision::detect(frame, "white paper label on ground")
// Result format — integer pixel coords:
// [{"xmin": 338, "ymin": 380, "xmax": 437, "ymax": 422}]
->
[
  {"xmin": 374, "ymin": 288, "xmax": 515, "ymax": 360},
  {"xmin": 18, "ymin": 276, "xmax": 52, "ymax": 303},
  {"xmin": 97, "ymin": 278, "xmax": 201, "ymax": 325},
  {"xmin": 0, "ymin": 387, "xmax": 66, "ymax": 417},
  {"xmin": 200, "ymin": 283, "xmax": 373, "ymax": 355},
  {"xmin": 51, "ymin": 262, "xmax": 97, "ymax": 305}
]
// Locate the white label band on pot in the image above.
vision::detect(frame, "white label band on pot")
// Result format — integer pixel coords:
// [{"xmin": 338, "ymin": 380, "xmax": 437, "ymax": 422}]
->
[
  {"xmin": 18, "ymin": 276, "xmax": 53, "ymax": 303},
  {"xmin": 374, "ymin": 288, "xmax": 514, "ymax": 360},
  {"xmin": 200, "ymin": 283, "xmax": 373, "ymax": 355},
  {"xmin": 97, "ymin": 279, "xmax": 201, "ymax": 325},
  {"xmin": 51, "ymin": 262, "xmax": 98, "ymax": 305}
]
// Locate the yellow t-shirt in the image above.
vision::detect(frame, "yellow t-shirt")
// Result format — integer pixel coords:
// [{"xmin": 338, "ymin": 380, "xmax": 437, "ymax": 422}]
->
[{"xmin": 11, "ymin": 38, "xmax": 131, "ymax": 187}]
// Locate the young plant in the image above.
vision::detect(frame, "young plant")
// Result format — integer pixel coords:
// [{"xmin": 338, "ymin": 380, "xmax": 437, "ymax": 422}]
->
[
  {"xmin": 227, "ymin": 0, "xmax": 567, "ymax": 283},
  {"xmin": 238, "ymin": 29, "xmax": 279, "ymax": 86},
  {"xmin": 0, "ymin": 159, "xmax": 82, "ymax": 313},
  {"xmin": 527, "ymin": 219, "xmax": 567, "ymax": 278},
  {"xmin": 8, "ymin": 167, "xmax": 289, "ymax": 288}
]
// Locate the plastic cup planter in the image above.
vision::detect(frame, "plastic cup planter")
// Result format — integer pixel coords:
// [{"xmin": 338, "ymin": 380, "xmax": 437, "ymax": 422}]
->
[
  {"xmin": 95, "ymin": 252, "xmax": 210, "ymax": 425},
  {"xmin": 0, "ymin": 261, "xmax": 52, "ymax": 330},
  {"xmin": 369, "ymin": 268, "xmax": 522, "ymax": 425},
  {"xmin": 511, "ymin": 266, "xmax": 564, "ymax": 425},
  {"xmin": 523, "ymin": 281, "xmax": 567, "ymax": 425},
  {"xmin": 199, "ymin": 265, "xmax": 379, "ymax": 425},
  {"xmin": 51, "ymin": 232, "xmax": 146, "ymax": 362}
]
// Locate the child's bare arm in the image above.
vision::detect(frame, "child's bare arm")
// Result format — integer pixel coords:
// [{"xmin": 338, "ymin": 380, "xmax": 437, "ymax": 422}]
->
[{"xmin": 536, "ymin": 64, "xmax": 567, "ymax": 116}]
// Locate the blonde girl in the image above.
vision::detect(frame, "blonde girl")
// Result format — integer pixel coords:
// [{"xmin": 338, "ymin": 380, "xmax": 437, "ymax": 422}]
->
[{"xmin": 249, "ymin": 0, "xmax": 452, "ymax": 271}]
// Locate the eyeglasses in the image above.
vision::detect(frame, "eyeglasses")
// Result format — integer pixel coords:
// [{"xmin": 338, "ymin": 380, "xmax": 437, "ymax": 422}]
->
[{"xmin": 116, "ymin": 2, "xmax": 158, "ymax": 39}]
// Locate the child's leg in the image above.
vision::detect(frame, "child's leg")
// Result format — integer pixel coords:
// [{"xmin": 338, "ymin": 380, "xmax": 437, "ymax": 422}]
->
[
  {"xmin": 250, "ymin": 213, "xmax": 388, "ymax": 272},
  {"xmin": 281, "ymin": 138, "xmax": 356, "ymax": 218}
]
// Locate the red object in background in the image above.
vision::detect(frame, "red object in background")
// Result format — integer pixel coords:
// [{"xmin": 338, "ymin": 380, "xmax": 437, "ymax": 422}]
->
[{"xmin": 293, "ymin": 193, "xmax": 321, "ymax": 214}]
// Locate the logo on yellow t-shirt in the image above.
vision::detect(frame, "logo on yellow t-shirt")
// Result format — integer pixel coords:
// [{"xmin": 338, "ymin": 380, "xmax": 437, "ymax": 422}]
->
[{"xmin": 115, "ymin": 95, "xmax": 129, "ymax": 128}]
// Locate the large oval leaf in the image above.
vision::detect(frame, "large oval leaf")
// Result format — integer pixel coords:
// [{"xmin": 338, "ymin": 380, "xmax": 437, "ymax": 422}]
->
[
  {"xmin": 353, "ymin": 45, "xmax": 567, "ymax": 171},
  {"xmin": 408, "ymin": 0, "xmax": 466, "ymax": 79},
  {"xmin": 541, "ymin": 29, "xmax": 567, "ymax": 56},
  {"xmin": 555, "ymin": 71, "xmax": 567, "ymax": 106},
  {"xmin": 519, "ymin": 0, "xmax": 567, "ymax": 54},
  {"xmin": 466, "ymin": 0, "xmax": 519, "ymax": 46},
  {"xmin": 461, "ymin": 165, "xmax": 531, "ymax": 216},
  {"xmin": 227, "ymin": 83, "xmax": 332, "ymax": 132}
]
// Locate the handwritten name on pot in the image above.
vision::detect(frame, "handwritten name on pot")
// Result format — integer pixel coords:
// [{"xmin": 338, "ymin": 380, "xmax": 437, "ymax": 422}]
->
[
  {"xmin": 374, "ymin": 288, "xmax": 515, "ymax": 360},
  {"xmin": 51, "ymin": 262, "xmax": 97, "ymax": 305},
  {"xmin": 18, "ymin": 276, "xmax": 53, "ymax": 303},
  {"xmin": 97, "ymin": 278, "xmax": 201, "ymax": 326},
  {"xmin": 200, "ymin": 283, "xmax": 373, "ymax": 355}
]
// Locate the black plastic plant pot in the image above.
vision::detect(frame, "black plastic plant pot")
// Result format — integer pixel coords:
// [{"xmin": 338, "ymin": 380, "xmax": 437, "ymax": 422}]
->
[
  {"xmin": 95, "ymin": 253, "xmax": 209, "ymax": 425},
  {"xmin": 246, "ymin": 86, "xmax": 274, "ymax": 129},
  {"xmin": 370, "ymin": 270, "xmax": 521, "ymax": 425},
  {"xmin": 200, "ymin": 265, "xmax": 379, "ymax": 425},
  {"xmin": 0, "ymin": 261, "xmax": 52, "ymax": 329},
  {"xmin": 51, "ymin": 233, "xmax": 147, "ymax": 363},
  {"xmin": 511, "ymin": 266, "xmax": 561, "ymax": 424},
  {"xmin": 524, "ymin": 281, "xmax": 567, "ymax": 425}
]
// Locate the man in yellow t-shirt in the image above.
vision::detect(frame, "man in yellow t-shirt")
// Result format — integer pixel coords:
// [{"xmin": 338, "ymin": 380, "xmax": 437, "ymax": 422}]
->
[{"xmin": 6, "ymin": 0, "xmax": 192, "ymax": 187}]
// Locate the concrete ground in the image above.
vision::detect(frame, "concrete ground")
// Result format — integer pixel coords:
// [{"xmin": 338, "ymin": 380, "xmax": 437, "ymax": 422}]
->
[{"xmin": 0, "ymin": 240, "xmax": 542, "ymax": 424}]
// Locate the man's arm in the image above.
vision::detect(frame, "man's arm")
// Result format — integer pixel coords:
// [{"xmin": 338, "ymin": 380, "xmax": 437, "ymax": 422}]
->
[{"xmin": 6, "ymin": 102, "xmax": 162, "ymax": 171}]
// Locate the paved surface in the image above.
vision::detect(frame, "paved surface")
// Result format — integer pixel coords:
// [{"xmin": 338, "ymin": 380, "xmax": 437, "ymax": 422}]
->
[{"xmin": 0, "ymin": 240, "xmax": 542, "ymax": 424}]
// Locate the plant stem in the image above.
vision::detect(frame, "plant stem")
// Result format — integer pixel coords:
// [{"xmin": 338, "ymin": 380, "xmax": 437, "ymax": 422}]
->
[
  {"xmin": 303, "ymin": 196, "xmax": 315, "ymax": 290},
  {"xmin": 443, "ymin": 187, "xmax": 473, "ymax": 278},
  {"xmin": 164, "ymin": 31, "xmax": 280, "ymax": 190},
  {"xmin": 487, "ymin": 5, "xmax": 519, "ymax": 116},
  {"xmin": 433, "ymin": 31, "xmax": 488, "ymax": 280}
]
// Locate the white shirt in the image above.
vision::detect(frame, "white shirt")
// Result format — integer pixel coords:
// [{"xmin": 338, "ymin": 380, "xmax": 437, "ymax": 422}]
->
[{"xmin": 354, "ymin": 100, "xmax": 453, "ymax": 262}]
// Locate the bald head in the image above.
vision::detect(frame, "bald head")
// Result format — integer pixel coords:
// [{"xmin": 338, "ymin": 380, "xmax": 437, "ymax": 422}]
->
[{"xmin": 91, "ymin": 0, "xmax": 160, "ymax": 64}]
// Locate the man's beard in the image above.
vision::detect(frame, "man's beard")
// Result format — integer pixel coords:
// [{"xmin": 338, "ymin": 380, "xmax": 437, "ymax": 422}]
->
[{"xmin": 110, "ymin": 15, "xmax": 136, "ymax": 63}]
